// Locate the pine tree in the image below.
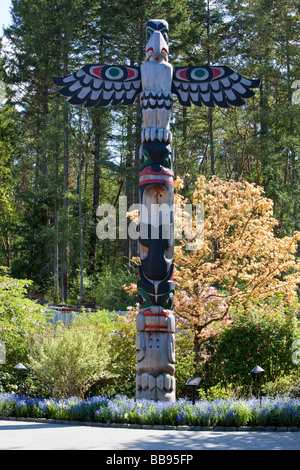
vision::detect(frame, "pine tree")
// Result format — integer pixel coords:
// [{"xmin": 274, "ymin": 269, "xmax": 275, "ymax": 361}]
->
[{"xmin": 1, "ymin": 0, "xmax": 299, "ymax": 305}]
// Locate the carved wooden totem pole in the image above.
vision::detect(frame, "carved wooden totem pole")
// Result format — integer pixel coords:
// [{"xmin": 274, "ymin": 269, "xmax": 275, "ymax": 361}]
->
[{"xmin": 54, "ymin": 19, "xmax": 259, "ymax": 401}]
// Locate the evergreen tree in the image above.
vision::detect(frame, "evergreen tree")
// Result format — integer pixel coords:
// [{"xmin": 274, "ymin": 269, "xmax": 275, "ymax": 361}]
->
[{"xmin": 0, "ymin": 0, "xmax": 299, "ymax": 305}]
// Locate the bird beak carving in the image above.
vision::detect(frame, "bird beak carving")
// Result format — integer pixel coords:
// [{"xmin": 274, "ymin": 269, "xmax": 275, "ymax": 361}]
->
[{"xmin": 146, "ymin": 31, "xmax": 168, "ymax": 62}]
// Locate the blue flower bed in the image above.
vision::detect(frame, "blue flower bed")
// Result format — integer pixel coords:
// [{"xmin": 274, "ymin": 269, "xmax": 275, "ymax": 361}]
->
[
  {"xmin": 1, "ymin": 393, "xmax": 300, "ymax": 427},
  {"xmin": 0, "ymin": 394, "xmax": 108, "ymax": 422}
]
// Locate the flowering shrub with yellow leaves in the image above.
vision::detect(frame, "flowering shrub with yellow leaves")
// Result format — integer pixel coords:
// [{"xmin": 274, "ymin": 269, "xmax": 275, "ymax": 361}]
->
[
  {"xmin": 174, "ymin": 175, "xmax": 300, "ymax": 351},
  {"xmin": 124, "ymin": 176, "xmax": 300, "ymax": 353}
]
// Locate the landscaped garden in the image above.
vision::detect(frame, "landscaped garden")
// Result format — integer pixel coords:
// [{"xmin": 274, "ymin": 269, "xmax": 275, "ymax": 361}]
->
[
  {"xmin": 1, "ymin": 267, "xmax": 300, "ymax": 429},
  {"xmin": 1, "ymin": 186, "xmax": 300, "ymax": 427},
  {"xmin": 1, "ymin": 0, "xmax": 300, "ymax": 438}
]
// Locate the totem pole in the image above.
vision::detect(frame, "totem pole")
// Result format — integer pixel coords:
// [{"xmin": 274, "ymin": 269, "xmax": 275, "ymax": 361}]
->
[{"xmin": 54, "ymin": 19, "xmax": 259, "ymax": 402}]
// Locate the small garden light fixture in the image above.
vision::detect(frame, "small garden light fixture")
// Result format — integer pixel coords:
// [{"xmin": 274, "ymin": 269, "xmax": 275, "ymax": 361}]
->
[
  {"xmin": 185, "ymin": 374, "xmax": 201, "ymax": 405},
  {"xmin": 14, "ymin": 363, "xmax": 27, "ymax": 395},
  {"xmin": 251, "ymin": 365, "xmax": 265, "ymax": 406}
]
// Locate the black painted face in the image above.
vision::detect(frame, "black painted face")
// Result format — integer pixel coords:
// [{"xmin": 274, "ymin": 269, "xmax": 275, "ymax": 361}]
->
[
  {"xmin": 140, "ymin": 141, "xmax": 173, "ymax": 170},
  {"xmin": 139, "ymin": 223, "xmax": 174, "ymax": 281},
  {"xmin": 146, "ymin": 19, "xmax": 169, "ymax": 44},
  {"xmin": 137, "ymin": 265, "xmax": 175, "ymax": 309},
  {"xmin": 145, "ymin": 19, "xmax": 169, "ymax": 61}
]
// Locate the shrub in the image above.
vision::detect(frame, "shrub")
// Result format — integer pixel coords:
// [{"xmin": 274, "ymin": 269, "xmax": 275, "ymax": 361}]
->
[
  {"xmin": 198, "ymin": 383, "xmax": 244, "ymax": 401},
  {"xmin": 0, "ymin": 272, "xmax": 50, "ymax": 366},
  {"xmin": 175, "ymin": 329, "xmax": 195, "ymax": 397},
  {"xmin": 289, "ymin": 381, "xmax": 300, "ymax": 399},
  {"xmin": 29, "ymin": 314, "xmax": 113, "ymax": 398},
  {"xmin": 0, "ymin": 271, "xmax": 51, "ymax": 393},
  {"xmin": 81, "ymin": 266, "xmax": 137, "ymax": 311},
  {"xmin": 98, "ymin": 312, "xmax": 137, "ymax": 398},
  {"xmin": 201, "ymin": 298, "xmax": 300, "ymax": 389},
  {"xmin": 262, "ymin": 372, "xmax": 300, "ymax": 397},
  {"xmin": 173, "ymin": 176, "xmax": 300, "ymax": 352}
]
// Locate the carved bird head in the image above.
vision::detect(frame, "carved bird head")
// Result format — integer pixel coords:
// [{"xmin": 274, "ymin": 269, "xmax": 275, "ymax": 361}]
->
[{"xmin": 145, "ymin": 19, "xmax": 169, "ymax": 62}]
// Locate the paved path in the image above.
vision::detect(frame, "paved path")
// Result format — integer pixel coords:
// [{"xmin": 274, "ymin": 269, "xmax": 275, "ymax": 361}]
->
[{"xmin": 0, "ymin": 420, "xmax": 299, "ymax": 451}]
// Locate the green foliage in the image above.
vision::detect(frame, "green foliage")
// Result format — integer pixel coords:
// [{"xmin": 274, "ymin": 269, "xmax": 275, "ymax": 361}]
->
[
  {"xmin": 0, "ymin": 270, "xmax": 50, "ymax": 366},
  {"xmin": 174, "ymin": 330, "xmax": 196, "ymax": 397},
  {"xmin": 0, "ymin": 270, "xmax": 52, "ymax": 393},
  {"xmin": 29, "ymin": 313, "xmax": 113, "ymax": 398},
  {"xmin": 0, "ymin": 103, "xmax": 21, "ymax": 269},
  {"xmin": 1, "ymin": 276, "xmax": 300, "ymax": 402},
  {"xmin": 0, "ymin": 0, "xmax": 298, "ymax": 301},
  {"xmin": 99, "ymin": 314, "xmax": 137, "ymax": 398},
  {"xmin": 197, "ymin": 382, "xmax": 244, "ymax": 401},
  {"xmin": 201, "ymin": 298, "xmax": 300, "ymax": 389},
  {"xmin": 289, "ymin": 381, "xmax": 300, "ymax": 399},
  {"xmin": 74, "ymin": 266, "xmax": 137, "ymax": 311},
  {"xmin": 262, "ymin": 371, "xmax": 300, "ymax": 398}
]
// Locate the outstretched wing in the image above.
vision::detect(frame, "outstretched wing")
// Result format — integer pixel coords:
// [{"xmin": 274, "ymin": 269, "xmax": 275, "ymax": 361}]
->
[
  {"xmin": 172, "ymin": 66, "xmax": 260, "ymax": 108},
  {"xmin": 53, "ymin": 65, "xmax": 142, "ymax": 107}
]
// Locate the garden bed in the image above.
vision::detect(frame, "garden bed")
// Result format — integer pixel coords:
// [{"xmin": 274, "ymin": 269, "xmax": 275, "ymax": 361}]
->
[{"xmin": 1, "ymin": 394, "xmax": 300, "ymax": 430}]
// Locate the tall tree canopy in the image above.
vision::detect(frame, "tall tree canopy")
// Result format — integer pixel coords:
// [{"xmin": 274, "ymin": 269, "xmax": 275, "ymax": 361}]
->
[{"xmin": 0, "ymin": 0, "xmax": 299, "ymax": 307}]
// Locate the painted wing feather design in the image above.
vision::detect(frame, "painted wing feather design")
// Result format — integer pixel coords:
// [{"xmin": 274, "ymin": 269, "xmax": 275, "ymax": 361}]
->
[
  {"xmin": 53, "ymin": 65, "xmax": 142, "ymax": 107},
  {"xmin": 172, "ymin": 66, "xmax": 260, "ymax": 108}
]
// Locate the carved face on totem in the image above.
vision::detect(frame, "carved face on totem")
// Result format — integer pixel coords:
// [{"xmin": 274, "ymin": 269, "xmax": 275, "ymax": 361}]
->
[{"xmin": 145, "ymin": 19, "xmax": 169, "ymax": 62}]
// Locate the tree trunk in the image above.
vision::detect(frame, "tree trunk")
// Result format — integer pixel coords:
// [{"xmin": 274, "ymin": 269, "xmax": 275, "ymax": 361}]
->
[
  {"xmin": 53, "ymin": 143, "xmax": 59, "ymax": 303},
  {"xmin": 123, "ymin": 113, "xmax": 134, "ymax": 267},
  {"xmin": 0, "ymin": 227, "xmax": 11, "ymax": 270},
  {"xmin": 90, "ymin": 112, "xmax": 101, "ymax": 269},
  {"xmin": 206, "ymin": 1, "xmax": 215, "ymax": 176},
  {"xmin": 78, "ymin": 109, "xmax": 84, "ymax": 299},
  {"xmin": 61, "ymin": 41, "xmax": 69, "ymax": 302}
]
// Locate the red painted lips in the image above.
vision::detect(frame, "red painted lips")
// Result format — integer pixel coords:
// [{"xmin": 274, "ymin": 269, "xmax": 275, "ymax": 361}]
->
[{"xmin": 139, "ymin": 166, "xmax": 174, "ymax": 186}]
